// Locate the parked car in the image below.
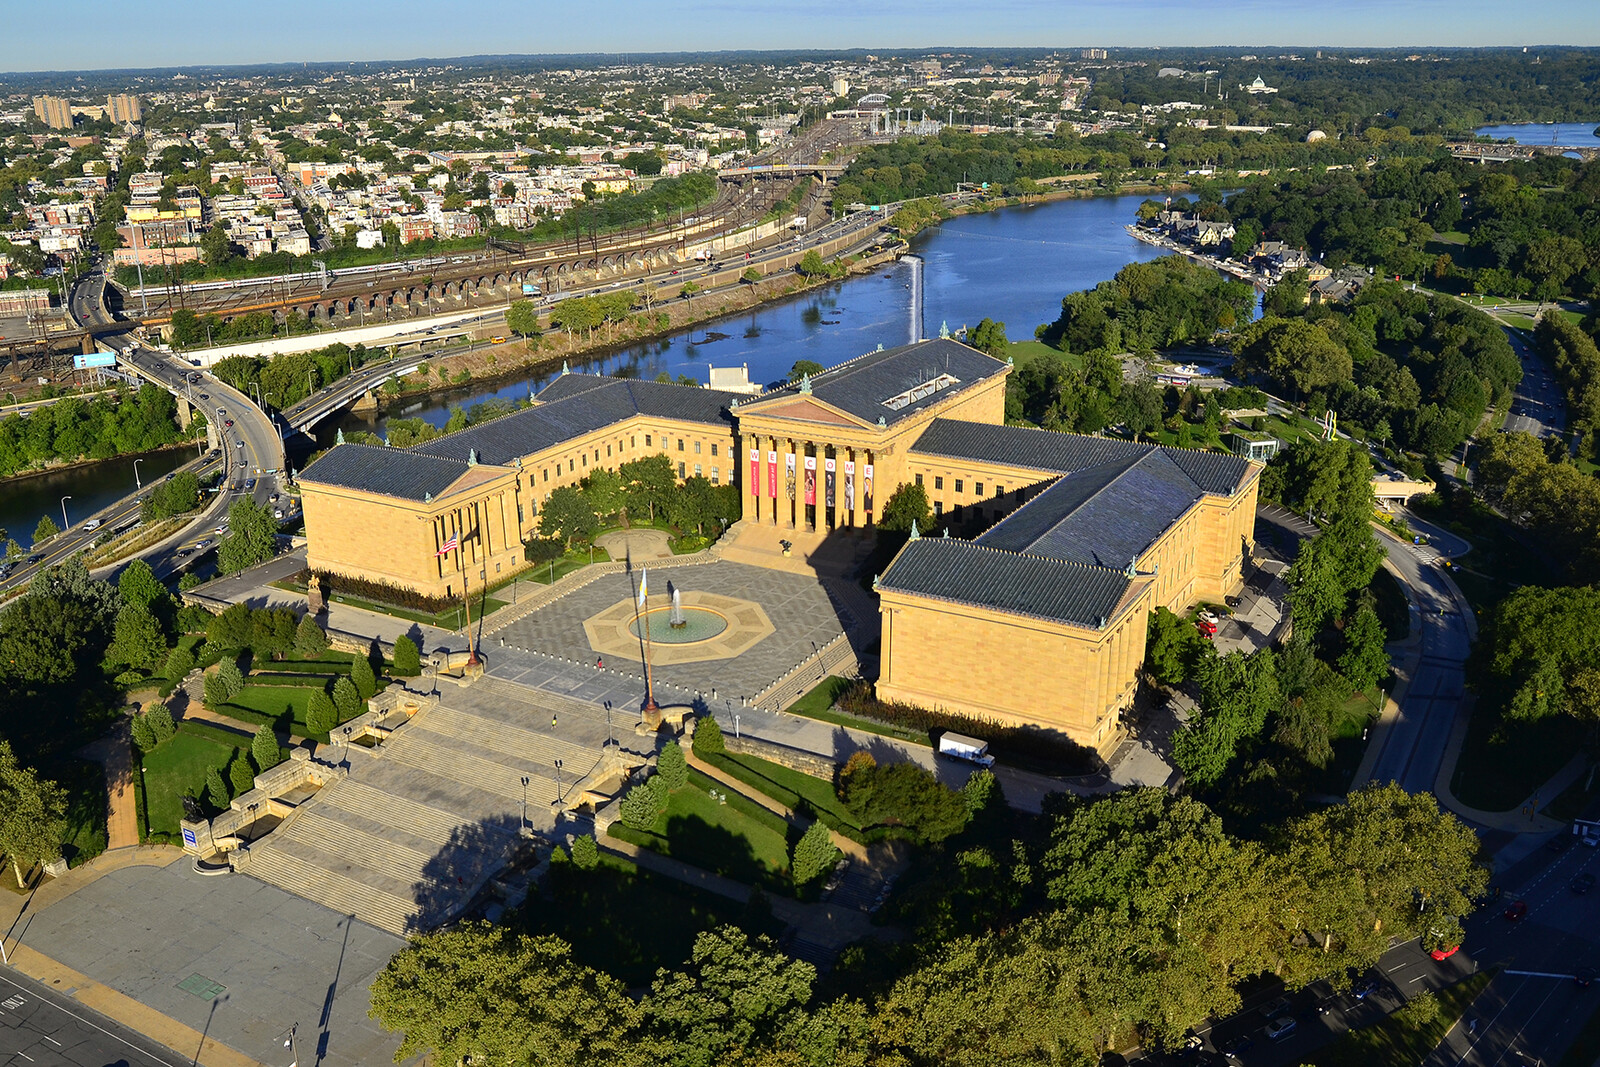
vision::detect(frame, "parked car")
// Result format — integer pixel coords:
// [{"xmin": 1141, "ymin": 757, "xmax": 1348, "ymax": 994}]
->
[
  {"xmin": 1504, "ymin": 900, "xmax": 1529, "ymax": 921},
  {"xmin": 1429, "ymin": 944, "xmax": 1461, "ymax": 961},
  {"xmin": 1257, "ymin": 995, "xmax": 1291, "ymax": 1018},
  {"xmin": 1196, "ymin": 610, "xmax": 1219, "ymax": 638},
  {"xmin": 1219, "ymin": 1033, "xmax": 1254, "ymax": 1059},
  {"xmin": 1264, "ymin": 1017, "xmax": 1297, "ymax": 1041},
  {"xmin": 1351, "ymin": 975, "xmax": 1379, "ymax": 999}
]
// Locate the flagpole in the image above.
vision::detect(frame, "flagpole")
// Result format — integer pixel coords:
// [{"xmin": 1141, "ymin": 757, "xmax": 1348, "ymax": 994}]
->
[
  {"xmin": 455, "ymin": 516, "xmax": 477, "ymax": 667},
  {"xmin": 634, "ymin": 569, "xmax": 657, "ymax": 714}
]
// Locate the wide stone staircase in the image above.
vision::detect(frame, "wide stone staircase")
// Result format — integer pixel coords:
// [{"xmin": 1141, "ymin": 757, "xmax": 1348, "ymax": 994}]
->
[{"xmin": 236, "ymin": 688, "xmax": 611, "ymax": 935}]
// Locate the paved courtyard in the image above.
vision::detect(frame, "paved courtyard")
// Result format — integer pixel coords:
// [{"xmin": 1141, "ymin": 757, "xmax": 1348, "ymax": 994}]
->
[
  {"xmin": 493, "ymin": 561, "xmax": 860, "ymax": 706},
  {"xmin": 18, "ymin": 859, "xmax": 405, "ymax": 1067}
]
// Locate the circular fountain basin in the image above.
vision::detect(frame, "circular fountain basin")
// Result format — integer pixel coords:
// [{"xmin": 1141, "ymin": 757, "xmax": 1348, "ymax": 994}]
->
[{"xmin": 629, "ymin": 606, "xmax": 729, "ymax": 643}]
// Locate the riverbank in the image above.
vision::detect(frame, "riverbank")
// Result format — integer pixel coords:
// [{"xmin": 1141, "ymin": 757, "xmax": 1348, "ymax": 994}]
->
[
  {"xmin": 889, "ymin": 179, "xmax": 1197, "ymax": 238},
  {"xmin": 0, "ymin": 436, "xmax": 203, "ymax": 487},
  {"xmin": 351, "ymin": 243, "xmax": 904, "ymax": 419},
  {"xmin": 1124, "ymin": 224, "xmax": 1266, "ymax": 287}
]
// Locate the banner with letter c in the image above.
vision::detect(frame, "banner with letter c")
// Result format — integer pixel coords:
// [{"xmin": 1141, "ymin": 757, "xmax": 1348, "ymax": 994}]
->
[{"xmin": 804, "ymin": 455, "xmax": 816, "ymax": 505}]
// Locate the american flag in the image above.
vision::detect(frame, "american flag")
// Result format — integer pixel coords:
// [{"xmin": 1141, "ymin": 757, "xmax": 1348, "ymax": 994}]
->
[{"xmin": 435, "ymin": 534, "xmax": 459, "ymax": 557}]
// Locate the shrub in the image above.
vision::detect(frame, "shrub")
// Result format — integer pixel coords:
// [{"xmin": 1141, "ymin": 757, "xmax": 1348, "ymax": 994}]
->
[
  {"xmin": 215, "ymin": 659, "xmax": 245, "ymax": 699},
  {"xmin": 205, "ymin": 767, "xmax": 230, "ymax": 812},
  {"xmin": 392, "ymin": 635, "xmax": 421, "ymax": 677},
  {"xmin": 570, "ymin": 833, "xmax": 599, "ymax": 870},
  {"xmin": 840, "ymin": 755, "xmax": 969, "ymax": 844},
  {"xmin": 792, "ymin": 821, "xmax": 841, "ymax": 886},
  {"xmin": 207, "ymin": 603, "xmax": 253, "ymax": 650},
  {"xmin": 293, "ymin": 614, "xmax": 328, "ymax": 659},
  {"xmin": 312, "ymin": 570, "xmax": 459, "ymax": 615},
  {"xmin": 146, "ymin": 703, "xmax": 176, "ymax": 745},
  {"xmin": 251, "ymin": 725, "xmax": 283, "ymax": 771},
  {"xmin": 229, "ymin": 755, "xmax": 256, "ymax": 795},
  {"xmin": 163, "ymin": 645, "xmax": 195, "ymax": 682},
  {"xmin": 658, "ymin": 740, "xmax": 688, "ymax": 790},
  {"xmin": 619, "ymin": 780, "xmax": 662, "ymax": 829},
  {"xmin": 130, "ymin": 713, "xmax": 157, "ymax": 752},
  {"xmin": 692, "ymin": 714, "xmax": 725, "ymax": 757},
  {"xmin": 332, "ymin": 676, "xmax": 361, "ymax": 720},
  {"xmin": 306, "ymin": 690, "xmax": 337, "ymax": 735},
  {"xmin": 350, "ymin": 652, "xmax": 378, "ymax": 700},
  {"xmin": 202, "ymin": 674, "xmax": 230, "ymax": 707},
  {"xmin": 175, "ymin": 603, "xmax": 213, "ymax": 634},
  {"xmin": 1393, "ymin": 990, "xmax": 1439, "ymax": 1028}
]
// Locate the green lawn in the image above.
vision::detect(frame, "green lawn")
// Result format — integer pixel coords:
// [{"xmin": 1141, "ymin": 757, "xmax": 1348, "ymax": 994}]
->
[
  {"xmin": 1006, "ymin": 339, "xmax": 1084, "ymax": 372},
  {"xmin": 140, "ymin": 726, "xmax": 241, "ymax": 836},
  {"xmin": 1313, "ymin": 972, "xmax": 1490, "ymax": 1067},
  {"xmin": 220, "ymin": 684, "xmax": 318, "ymax": 732},
  {"xmin": 704, "ymin": 749, "xmax": 863, "ymax": 836},
  {"xmin": 46, "ymin": 758, "xmax": 108, "ymax": 867},
  {"xmin": 1452, "ymin": 706, "xmax": 1584, "ymax": 813},
  {"xmin": 607, "ymin": 769, "xmax": 795, "ymax": 892},
  {"xmin": 525, "ymin": 852, "xmax": 780, "ymax": 986},
  {"xmin": 781, "ymin": 676, "xmax": 928, "ymax": 746}
]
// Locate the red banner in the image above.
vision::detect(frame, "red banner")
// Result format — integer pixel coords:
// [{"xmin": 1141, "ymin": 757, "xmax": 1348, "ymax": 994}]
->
[
  {"xmin": 749, "ymin": 448, "xmax": 760, "ymax": 494},
  {"xmin": 766, "ymin": 450, "xmax": 778, "ymax": 498},
  {"xmin": 804, "ymin": 455, "xmax": 816, "ymax": 505}
]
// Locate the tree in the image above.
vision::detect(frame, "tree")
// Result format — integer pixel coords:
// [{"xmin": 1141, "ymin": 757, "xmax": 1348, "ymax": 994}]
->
[
  {"xmin": 878, "ymin": 482, "xmax": 932, "ymax": 534},
  {"xmin": 163, "ymin": 644, "xmax": 195, "ymax": 682},
  {"xmin": 797, "ymin": 249, "xmax": 826, "ymax": 277},
  {"xmin": 1486, "ymin": 586, "xmax": 1600, "ymax": 724},
  {"xmin": 657, "ymin": 739, "xmax": 688, "ymax": 791},
  {"xmin": 251, "ymin": 725, "xmax": 282, "ymax": 772},
  {"xmin": 32, "ymin": 515, "xmax": 59, "ymax": 543},
  {"xmin": 103, "ymin": 604, "xmax": 166, "ymax": 672},
  {"xmin": 579, "ymin": 468, "xmax": 628, "ymax": 523},
  {"xmin": 1173, "ymin": 650, "xmax": 1280, "ymax": 788},
  {"xmin": 117, "ymin": 559, "xmax": 167, "ymax": 612},
  {"xmin": 1287, "ymin": 517, "xmax": 1385, "ymax": 635},
  {"xmin": 332, "ymin": 675, "xmax": 361, "ymax": 720},
  {"xmin": 619, "ymin": 780, "xmax": 662, "ymax": 829},
  {"xmin": 1339, "ymin": 600, "xmax": 1390, "ymax": 695},
  {"xmin": 207, "ymin": 603, "xmax": 253, "ymax": 651},
  {"xmin": 619, "ymin": 454, "xmax": 677, "ymax": 522},
  {"xmin": 1146, "ymin": 606, "xmax": 1212, "ymax": 686},
  {"xmin": 570, "ymin": 833, "xmax": 599, "ymax": 870},
  {"xmin": 539, "ymin": 485, "xmax": 599, "ymax": 548},
  {"xmin": 679, "ymin": 280, "xmax": 700, "ymax": 305},
  {"xmin": 968, "ymin": 317, "xmax": 1010, "ymax": 357},
  {"xmin": 392, "ymin": 635, "xmax": 421, "ymax": 677},
  {"xmin": 216, "ymin": 499, "xmax": 278, "ymax": 575},
  {"xmin": 293, "ymin": 614, "xmax": 328, "ymax": 659},
  {"xmin": 350, "ymin": 652, "xmax": 378, "ymax": 700},
  {"xmin": 788, "ymin": 359, "xmax": 825, "ymax": 383},
  {"xmin": 200, "ymin": 223, "xmax": 235, "ymax": 266},
  {"xmin": 205, "ymin": 767, "xmax": 230, "ymax": 811},
  {"xmin": 369, "ymin": 923, "xmax": 643, "ymax": 1067},
  {"xmin": 505, "ymin": 299, "xmax": 539, "ymax": 337},
  {"xmin": 840, "ymin": 757, "xmax": 969, "ymax": 843},
  {"xmin": 146, "ymin": 702, "xmax": 175, "ymax": 744},
  {"xmin": 202, "ymin": 673, "xmax": 231, "ymax": 707},
  {"xmin": 741, "ymin": 267, "xmax": 761, "ymax": 284},
  {"xmin": 0, "ymin": 742, "xmax": 67, "ymax": 884},
  {"xmin": 692, "ymin": 713, "xmax": 724, "ymax": 757},
  {"xmin": 229, "ymin": 755, "xmax": 256, "ymax": 796},
  {"xmin": 306, "ymin": 689, "xmax": 337, "ymax": 735},
  {"xmin": 130, "ymin": 712, "xmax": 156, "ymax": 752},
  {"xmin": 215, "ymin": 659, "xmax": 244, "ymax": 699},
  {"xmin": 1118, "ymin": 377, "xmax": 1164, "ymax": 440},
  {"xmin": 791, "ymin": 820, "xmax": 840, "ymax": 886}
]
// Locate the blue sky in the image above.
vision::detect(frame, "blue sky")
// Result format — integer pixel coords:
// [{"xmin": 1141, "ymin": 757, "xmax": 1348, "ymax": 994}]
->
[{"xmin": 7, "ymin": 0, "xmax": 1595, "ymax": 72}]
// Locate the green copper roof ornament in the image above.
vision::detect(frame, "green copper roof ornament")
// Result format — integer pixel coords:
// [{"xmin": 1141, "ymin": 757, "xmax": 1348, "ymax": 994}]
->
[
  {"xmin": 939, "ymin": 320, "xmax": 950, "ymax": 339},
  {"xmin": 1125, "ymin": 557, "xmax": 1138, "ymax": 578},
  {"xmin": 909, "ymin": 519, "xmax": 920, "ymax": 541},
  {"xmin": 872, "ymin": 573, "xmax": 881, "ymax": 591},
  {"xmin": 729, "ymin": 396, "xmax": 738, "ymax": 409},
  {"xmin": 468, "ymin": 448, "xmax": 478, "ymax": 466},
  {"xmin": 799, "ymin": 373, "xmax": 812, "ymax": 395},
  {"xmin": 335, "ymin": 428, "xmax": 345, "ymax": 445},
  {"xmin": 560, "ymin": 360, "xmax": 569, "ymax": 375},
  {"xmin": 423, "ymin": 491, "xmax": 432, "ymax": 503},
  {"xmin": 876, "ymin": 343, "xmax": 884, "ymax": 351},
  {"xmin": 1007, "ymin": 355, "xmax": 1015, "ymax": 367},
  {"xmin": 877, "ymin": 415, "xmax": 887, "ymax": 428}
]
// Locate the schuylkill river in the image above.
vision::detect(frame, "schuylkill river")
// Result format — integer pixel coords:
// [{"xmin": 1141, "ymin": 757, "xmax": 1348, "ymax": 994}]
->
[{"xmin": 325, "ymin": 192, "xmax": 1170, "ymax": 441}]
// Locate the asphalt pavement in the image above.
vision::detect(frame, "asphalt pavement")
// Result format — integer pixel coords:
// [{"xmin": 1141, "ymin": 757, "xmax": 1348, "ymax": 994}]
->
[{"xmin": 0, "ymin": 968, "xmax": 187, "ymax": 1067}]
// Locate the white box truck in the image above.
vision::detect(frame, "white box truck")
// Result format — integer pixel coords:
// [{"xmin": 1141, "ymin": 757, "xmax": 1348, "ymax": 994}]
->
[{"xmin": 937, "ymin": 731, "xmax": 995, "ymax": 768}]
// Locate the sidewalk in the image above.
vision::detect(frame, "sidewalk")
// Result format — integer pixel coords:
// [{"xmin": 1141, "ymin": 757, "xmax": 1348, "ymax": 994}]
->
[
  {"xmin": 0, "ymin": 847, "xmax": 267, "ymax": 1067},
  {"xmin": 78, "ymin": 719, "xmax": 139, "ymax": 850}
]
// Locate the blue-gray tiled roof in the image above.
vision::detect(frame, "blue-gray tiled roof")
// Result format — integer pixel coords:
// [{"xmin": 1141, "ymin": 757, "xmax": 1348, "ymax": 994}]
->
[
  {"xmin": 410, "ymin": 374, "xmax": 739, "ymax": 466},
  {"xmin": 756, "ymin": 338, "xmax": 1009, "ymax": 426},
  {"xmin": 878, "ymin": 538, "xmax": 1132, "ymax": 629},
  {"xmin": 298, "ymin": 443, "xmax": 470, "ymax": 502}
]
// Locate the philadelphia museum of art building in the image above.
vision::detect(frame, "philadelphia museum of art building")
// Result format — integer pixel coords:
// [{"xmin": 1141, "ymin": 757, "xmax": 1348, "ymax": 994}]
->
[{"xmin": 299, "ymin": 338, "xmax": 1260, "ymax": 756}]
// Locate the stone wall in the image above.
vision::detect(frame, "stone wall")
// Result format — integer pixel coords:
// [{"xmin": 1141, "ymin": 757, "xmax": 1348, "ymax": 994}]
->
[{"xmin": 721, "ymin": 730, "xmax": 839, "ymax": 780}]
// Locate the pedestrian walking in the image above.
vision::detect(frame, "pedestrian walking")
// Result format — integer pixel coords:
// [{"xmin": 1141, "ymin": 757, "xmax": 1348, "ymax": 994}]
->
[
  {"xmin": 552, "ymin": 714, "xmax": 558, "ymax": 730},
  {"xmin": 597, "ymin": 656, "xmax": 603, "ymax": 669}
]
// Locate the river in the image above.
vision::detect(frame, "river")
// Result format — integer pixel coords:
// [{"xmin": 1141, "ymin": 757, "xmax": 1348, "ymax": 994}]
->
[
  {"xmin": 322, "ymin": 192, "xmax": 1171, "ymax": 443},
  {"xmin": 1474, "ymin": 121, "xmax": 1600, "ymax": 148},
  {"xmin": 0, "ymin": 446, "xmax": 197, "ymax": 551}
]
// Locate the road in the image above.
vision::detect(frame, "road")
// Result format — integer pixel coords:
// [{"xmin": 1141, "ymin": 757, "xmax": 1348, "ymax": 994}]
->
[
  {"xmin": 0, "ymin": 968, "xmax": 187, "ymax": 1067},
  {"xmin": 1499, "ymin": 322, "xmax": 1567, "ymax": 440}
]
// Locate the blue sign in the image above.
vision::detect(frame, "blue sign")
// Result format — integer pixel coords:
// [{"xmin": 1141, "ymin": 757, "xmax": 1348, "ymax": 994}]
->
[
  {"xmin": 181, "ymin": 827, "xmax": 197, "ymax": 847},
  {"xmin": 521, "ymin": 283, "xmax": 540, "ymax": 295},
  {"xmin": 73, "ymin": 353, "xmax": 116, "ymax": 370}
]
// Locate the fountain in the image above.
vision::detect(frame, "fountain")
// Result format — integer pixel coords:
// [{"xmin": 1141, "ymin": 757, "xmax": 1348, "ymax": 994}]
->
[
  {"xmin": 669, "ymin": 585, "xmax": 686, "ymax": 629},
  {"xmin": 907, "ymin": 254, "xmax": 924, "ymax": 344}
]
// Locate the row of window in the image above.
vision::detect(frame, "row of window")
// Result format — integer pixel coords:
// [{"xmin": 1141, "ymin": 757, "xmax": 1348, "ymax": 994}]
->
[{"xmin": 915, "ymin": 473, "xmax": 1004, "ymax": 498}]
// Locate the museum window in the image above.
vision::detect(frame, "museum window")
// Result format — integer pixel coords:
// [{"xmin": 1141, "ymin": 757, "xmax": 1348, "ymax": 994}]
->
[
  {"xmin": 678, "ymin": 462, "xmax": 686, "ymax": 477},
  {"xmin": 568, "ymin": 459, "xmax": 574, "ymax": 472},
  {"xmin": 542, "ymin": 469, "xmax": 548, "ymax": 482},
  {"xmin": 677, "ymin": 438, "xmax": 684, "ymax": 452},
  {"xmin": 710, "ymin": 443, "xmax": 718, "ymax": 457},
  {"xmin": 997, "ymin": 484, "xmax": 1005, "ymax": 497},
  {"xmin": 711, "ymin": 466, "xmax": 720, "ymax": 484},
  {"xmin": 975, "ymin": 481, "xmax": 984, "ymax": 495},
  {"xmin": 694, "ymin": 441, "xmax": 701, "ymax": 454},
  {"xmin": 934, "ymin": 476, "xmax": 943, "ymax": 490},
  {"xmin": 694, "ymin": 464, "xmax": 702, "ymax": 477},
  {"xmin": 645, "ymin": 434, "xmax": 652, "ymax": 447},
  {"xmin": 630, "ymin": 435, "xmax": 636, "ymax": 448},
  {"xmin": 915, "ymin": 473, "xmax": 923, "ymax": 486},
  {"xmin": 955, "ymin": 479, "xmax": 964, "ymax": 494},
  {"xmin": 934, "ymin": 501, "xmax": 943, "ymax": 517},
  {"xmin": 607, "ymin": 445, "xmax": 612, "ymax": 457},
  {"xmin": 581, "ymin": 455, "xmax": 587, "ymax": 467}
]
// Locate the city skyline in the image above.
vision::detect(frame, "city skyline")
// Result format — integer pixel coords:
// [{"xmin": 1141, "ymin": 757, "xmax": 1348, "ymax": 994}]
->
[{"xmin": 5, "ymin": 0, "xmax": 1597, "ymax": 73}]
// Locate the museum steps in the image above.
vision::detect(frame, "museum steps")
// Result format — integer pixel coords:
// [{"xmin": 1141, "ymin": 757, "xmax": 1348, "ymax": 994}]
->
[{"xmin": 238, "ymin": 842, "xmax": 417, "ymax": 934}]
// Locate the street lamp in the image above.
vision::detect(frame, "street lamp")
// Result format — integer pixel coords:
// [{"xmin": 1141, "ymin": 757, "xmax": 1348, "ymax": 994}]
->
[
  {"xmin": 284, "ymin": 1023, "xmax": 299, "ymax": 1067},
  {"xmin": 132, "ymin": 458, "xmax": 144, "ymax": 489},
  {"xmin": 60, "ymin": 495, "xmax": 72, "ymax": 530},
  {"xmin": 554, "ymin": 759, "xmax": 564, "ymax": 803},
  {"xmin": 520, "ymin": 776, "xmax": 529, "ymax": 831}
]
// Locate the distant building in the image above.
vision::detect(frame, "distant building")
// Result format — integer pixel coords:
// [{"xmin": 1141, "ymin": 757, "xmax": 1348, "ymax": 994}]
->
[
  {"xmin": 1081, "ymin": 48, "xmax": 1108, "ymax": 60},
  {"xmin": 32, "ymin": 96, "xmax": 71, "ymax": 130},
  {"xmin": 106, "ymin": 94, "xmax": 143, "ymax": 123},
  {"xmin": 831, "ymin": 76, "xmax": 850, "ymax": 98},
  {"xmin": 0, "ymin": 289, "xmax": 51, "ymax": 316},
  {"xmin": 1243, "ymin": 77, "xmax": 1279, "ymax": 94}
]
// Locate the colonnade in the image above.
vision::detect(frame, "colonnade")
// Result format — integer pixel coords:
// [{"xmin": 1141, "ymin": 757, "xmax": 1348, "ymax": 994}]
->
[{"xmin": 740, "ymin": 433, "xmax": 876, "ymax": 533}]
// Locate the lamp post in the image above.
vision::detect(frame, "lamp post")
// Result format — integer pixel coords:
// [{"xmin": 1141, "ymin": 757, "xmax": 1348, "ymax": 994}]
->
[
  {"xmin": 554, "ymin": 759, "xmax": 564, "ymax": 803},
  {"xmin": 132, "ymin": 458, "xmax": 144, "ymax": 489},
  {"xmin": 284, "ymin": 1023, "xmax": 299, "ymax": 1067},
  {"xmin": 60, "ymin": 495, "xmax": 72, "ymax": 530},
  {"xmin": 520, "ymin": 776, "xmax": 529, "ymax": 831}
]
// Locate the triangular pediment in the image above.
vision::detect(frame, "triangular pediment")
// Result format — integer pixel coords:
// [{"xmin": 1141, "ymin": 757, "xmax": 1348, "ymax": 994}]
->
[
  {"xmin": 438, "ymin": 464, "xmax": 514, "ymax": 499},
  {"xmin": 738, "ymin": 395, "xmax": 872, "ymax": 429}
]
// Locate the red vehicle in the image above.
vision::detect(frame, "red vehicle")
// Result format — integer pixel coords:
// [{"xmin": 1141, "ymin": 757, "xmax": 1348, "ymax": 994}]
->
[
  {"xmin": 1196, "ymin": 610, "xmax": 1219, "ymax": 638},
  {"xmin": 1429, "ymin": 944, "xmax": 1461, "ymax": 961},
  {"xmin": 1504, "ymin": 900, "xmax": 1528, "ymax": 921}
]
